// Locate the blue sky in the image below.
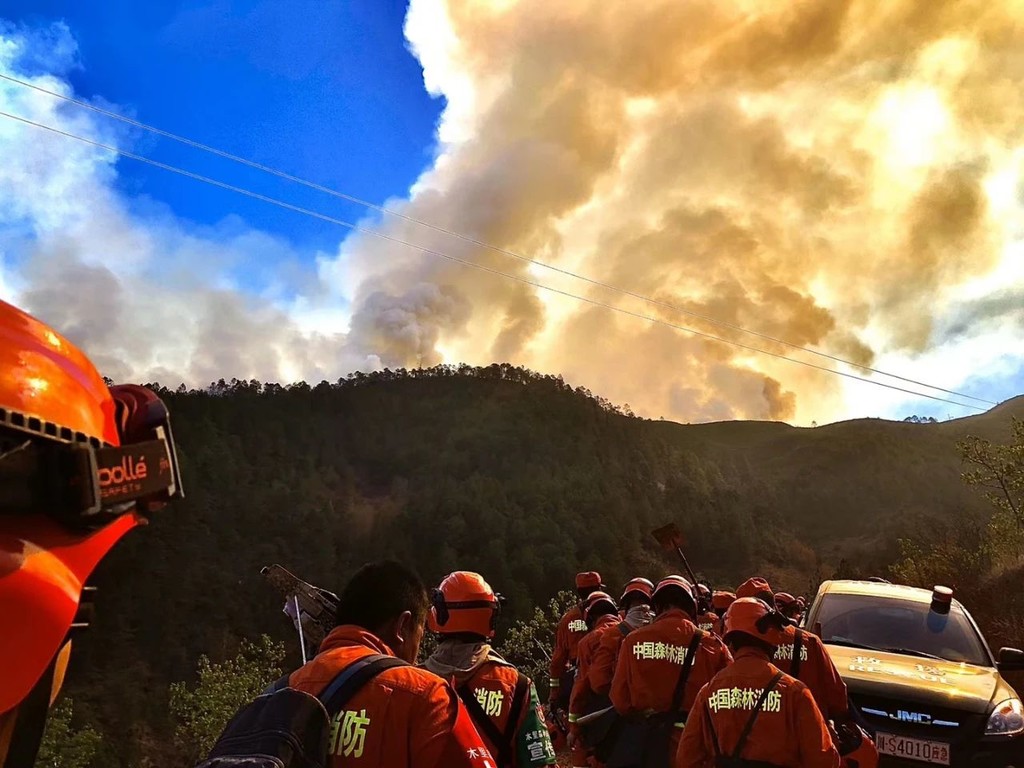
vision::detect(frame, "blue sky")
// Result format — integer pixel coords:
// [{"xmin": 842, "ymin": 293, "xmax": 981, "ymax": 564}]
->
[
  {"xmin": 0, "ymin": 1, "xmax": 1020, "ymax": 425},
  {"xmin": 2, "ymin": 0, "xmax": 441, "ymax": 256}
]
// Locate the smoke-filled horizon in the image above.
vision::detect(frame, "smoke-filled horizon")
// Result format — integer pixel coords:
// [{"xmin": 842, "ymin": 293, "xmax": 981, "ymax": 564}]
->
[{"xmin": 2, "ymin": 1, "xmax": 1023, "ymax": 425}]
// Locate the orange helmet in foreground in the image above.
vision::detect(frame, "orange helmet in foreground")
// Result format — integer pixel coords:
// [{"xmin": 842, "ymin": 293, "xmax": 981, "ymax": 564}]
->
[
  {"xmin": 0, "ymin": 299, "xmax": 183, "ymax": 721},
  {"xmin": 723, "ymin": 597, "xmax": 788, "ymax": 646},
  {"xmin": 428, "ymin": 571, "xmax": 502, "ymax": 638}
]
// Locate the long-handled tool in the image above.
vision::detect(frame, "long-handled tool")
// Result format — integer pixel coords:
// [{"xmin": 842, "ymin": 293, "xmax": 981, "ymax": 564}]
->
[
  {"xmin": 261, "ymin": 564, "xmax": 339, "ymax": 663},
  {"xmin": 651, "ymin": 522, "xmax": 710, "ymax": 612}
]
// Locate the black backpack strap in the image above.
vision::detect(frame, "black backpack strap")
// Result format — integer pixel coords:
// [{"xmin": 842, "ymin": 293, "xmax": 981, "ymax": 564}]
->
[
  {"xmin": 619, "ymin": 622, "xmax": 631, "ymax": 638},
  {"xmin": 791, "ymin": 630, "xmax": 804, "ymax": 679},
  {"xmin": 501, "ymin": 672, "xmax": 531, "ymax": 744},
  {"xmin": 669, "ymin": 629, "xmax": 705, "ymax": 718},
  {"xmin": 704, "ymin": 701, "xmax": 722, "ymax": 759},
  {"xmin": 730, "ymin": 671, "xmax": 785, "ymax": 760},
  {"xmin": 319, "ymin": 653, "xmax": 409, "ymax": 715},
  {"xmin": 457, "ymin": 680, "xmax": 516, "ymax": 768}
]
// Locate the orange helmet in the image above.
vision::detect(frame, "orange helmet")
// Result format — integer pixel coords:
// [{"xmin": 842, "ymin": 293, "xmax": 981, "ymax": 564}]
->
[
  {"xmin": 653, "ymin": 575, "xmax": 695, "ymax": 612},
  {"xmin": 835, "ymin": 723, "xmax": 879, "ymax": 768},
  {"xmin": 620, "ymin": 577, "xmax": 654, "ymax": 604},
  {"xmin": 575, "ymin": 571, "xmax": 603, "ymax": 589},
  {"xmin": 736, "ymin": 577, "xmax": 774, "ymax": 603},
  {"xmin": 0, "ymin": 300, "xmax": 183, "ymax": 718},
  {"xmin": 723, "ymin": 597, "xmax": 787, "ymax": 646},
  {"xmin": 774, "ymin": 592, "xmax": 796, "ymax": 607},
  {"xmin": 712, "ymin": 591, "xmax": 736, "ymax": 612},
  {"xmin": 584, "ymin": 591, "xmax": 618, "ymax": 625},
  {"xmin": 428, "ymin": 571, "xmax": 502, "ymax": 638}
]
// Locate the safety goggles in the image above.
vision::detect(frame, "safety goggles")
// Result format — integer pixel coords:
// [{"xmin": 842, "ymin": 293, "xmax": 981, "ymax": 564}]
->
[{"xmin": 0, "ymin": 386, "xmax": 183, "ymax": 529}]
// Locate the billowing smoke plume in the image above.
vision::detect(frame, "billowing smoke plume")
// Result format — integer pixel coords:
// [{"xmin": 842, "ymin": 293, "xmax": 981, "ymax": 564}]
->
[
  {"xmin": 331, "ymin": 0, "xmax": 1024, "ymax": 421},
  {"xmin": 2, "ymin": 4, "xmax": 1022, "ymax": 424}
]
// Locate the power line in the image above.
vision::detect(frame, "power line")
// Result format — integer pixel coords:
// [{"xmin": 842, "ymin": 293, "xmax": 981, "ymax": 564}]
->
[
  {"xmin": 0, "ymin": 72, "xmax": 998, "ymax": 408},
  {"xmin": 0, "ymin": 108, "xmax": 989, "ymax": 412}
]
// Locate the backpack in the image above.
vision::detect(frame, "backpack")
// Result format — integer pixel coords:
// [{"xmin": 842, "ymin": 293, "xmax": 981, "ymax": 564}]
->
[{"xmin": 195, "ymin": 653, "xmax": 407, "ymax": 768}]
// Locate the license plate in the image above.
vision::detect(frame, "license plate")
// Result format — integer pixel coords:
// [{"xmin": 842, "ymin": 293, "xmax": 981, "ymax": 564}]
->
[{"xmin": 876, "ymin": 732, "xmax": 950, "ymax": 765}]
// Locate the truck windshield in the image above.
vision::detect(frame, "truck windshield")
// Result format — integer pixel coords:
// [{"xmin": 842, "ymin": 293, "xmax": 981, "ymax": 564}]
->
[{"xmin": 816, "ymin": 593, "xmax": 990, "ymax": 666}]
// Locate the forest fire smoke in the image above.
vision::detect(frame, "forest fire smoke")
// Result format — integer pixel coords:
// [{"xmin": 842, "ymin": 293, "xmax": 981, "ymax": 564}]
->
[{"xmin": 337, "ymin": 0, "xmax": 1024, "ymax": 421}]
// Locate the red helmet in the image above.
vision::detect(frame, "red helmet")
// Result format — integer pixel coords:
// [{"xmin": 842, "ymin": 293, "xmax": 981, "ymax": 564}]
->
[
  {"xmin": 0, "ymin": 300, "xmax": 183, "ymax": 718},
  {"xmin": 774, "ymin": 592, "xmax": 796, "ymax": 607},
  {"xmin": 736, "ymin": 577, "xmax": 774, "ymax": 603},
  {"xmin": 428, "ymin": 571, "xmax": 502, "ymax": 638},
  {"xmin": 620, "ymin": 577, "xmax": 654, "ymax": 604},
  {"xmin": 835, "ymin": 723, "xmax": 879, "ymax": 768},
  {"xmin": 712, "ymin": 591, "xmax": 736, "ymax": 611},
  {"xmin": 584, "ymin": 591, "xmax": 618, "ymax": 625},
  {"xmin": 696, "ymin": 583, "xmax": 711, "ymax": 599},
  {"xmin": 723, "ymin": 597, "xmax": 787, "ymax": 646},
  {"xmin": 575, "ymin": 571, "xmax": 603, "ymax": 589}
]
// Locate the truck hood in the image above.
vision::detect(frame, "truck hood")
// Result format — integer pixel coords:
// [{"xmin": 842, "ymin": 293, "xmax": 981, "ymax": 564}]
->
[{"xmin": 826, "ymin": 644, "xmax": 1003, "ymax": 715}]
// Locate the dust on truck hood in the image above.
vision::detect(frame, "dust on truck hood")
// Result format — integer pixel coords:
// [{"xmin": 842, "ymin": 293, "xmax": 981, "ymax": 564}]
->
[{"xmin": 826, "ymin": 644, "xmax": 999, "ymax": 715}]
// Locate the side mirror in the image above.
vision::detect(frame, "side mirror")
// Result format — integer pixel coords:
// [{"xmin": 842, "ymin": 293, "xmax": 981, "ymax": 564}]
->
[{"xmin": 997, "ymin": 647, "xmax": 1024, "ymax": 672}]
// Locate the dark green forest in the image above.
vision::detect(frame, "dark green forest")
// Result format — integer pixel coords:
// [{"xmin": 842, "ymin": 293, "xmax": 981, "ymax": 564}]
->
[{"xmin": 61, "ymin": 364, "xmax": 1023, "ymax": 765}]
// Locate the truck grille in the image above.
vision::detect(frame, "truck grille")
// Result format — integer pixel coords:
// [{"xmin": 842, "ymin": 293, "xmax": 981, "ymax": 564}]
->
[{"xmin": 851, "ymin": 692, "xmax": 984, "ymax": 745}]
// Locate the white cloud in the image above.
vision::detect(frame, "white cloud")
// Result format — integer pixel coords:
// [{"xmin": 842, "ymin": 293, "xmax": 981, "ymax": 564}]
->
[{"xmin": 0, "ymin": 21, "xmax": 358, "ymax": 387}]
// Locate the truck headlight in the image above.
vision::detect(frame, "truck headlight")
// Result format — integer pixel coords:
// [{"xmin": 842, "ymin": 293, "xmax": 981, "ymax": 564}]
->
[{"xmin": 986, "ymin": 698, "xmax": 1024, "ymax": 736}]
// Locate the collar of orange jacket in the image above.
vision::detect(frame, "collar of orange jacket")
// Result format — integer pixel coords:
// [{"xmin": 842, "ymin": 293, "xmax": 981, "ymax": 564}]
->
[
  {"xmin": 319, "ymin": 624, "xmax": 397, "ymax": 657},
  {"xmin": 593, "ymin": 614, "xmax": 620, "ymax": 631},
  {"xmin": 731, "ymin": 646, "xmax": 775, "ymax": 664},
  {"xmin": 654, "ymin": 607, "xmax": 692, "ymax": 624}
]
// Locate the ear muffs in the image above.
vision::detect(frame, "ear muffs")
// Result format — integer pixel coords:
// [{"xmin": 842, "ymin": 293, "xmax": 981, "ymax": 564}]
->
[
  {"xmin": 431, "ymin": 588, "xmax": 449, "ymax": 627},
  {"xmin": 755, "ymin": 608, "xmax": 788, "ymax": 634}
]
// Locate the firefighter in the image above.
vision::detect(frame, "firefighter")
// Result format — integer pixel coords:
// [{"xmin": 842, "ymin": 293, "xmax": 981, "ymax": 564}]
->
[
  {"xmin": 589, "ymin": 578, "xmax": 654, "ymax": 699},
  {"xmin": 774, "ymin": 592, "xmax": 803, "ymax": 622},
  {"xmin": 710, "ymin": 592, "xmax": 735, "ymax": 636},
  {"xmin": 287, "ymin": 561, "xmax": 495, "ymax": 767},
  {"xmin": 568, "ymin": 592, "xmax": 621, "ymax": 767},
  {"xmin": 737, "ymin": 578, "xmax": 849, "ymax": 721},
  {"xmin": 609, "ymin": 575, "xmax": 732, "ymax": 767},
  {"xmin": 0, "ymin": 300, "xmax": 185, "ymax": 767},
  {"xmin": 694, "ymin": 584, "xmax": 719, "ymax": 636},
  {"xmin": 550, "ymin": 572, "xmax": 605, "ymax": 711},
  {"xmin": 422, "ymin": 571, "xmax": 556, "ymax": 768},
  {"xmin": 675, "ymin": 597, "xmax": 841, "ymax": 768}
]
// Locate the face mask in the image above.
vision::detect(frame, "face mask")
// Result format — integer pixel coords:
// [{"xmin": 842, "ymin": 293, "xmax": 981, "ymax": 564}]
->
[{"xmin": 625, "ymin": 604, "xmax": 654, "ymax": 628}]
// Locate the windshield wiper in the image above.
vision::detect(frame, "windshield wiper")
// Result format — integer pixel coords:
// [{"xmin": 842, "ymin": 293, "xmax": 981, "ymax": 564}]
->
[
  {"xmin": 826, "ymin": 639, "xmax": 949, "ymax": 662},
  {"xmin": 881, "ymin": 647, "xmax": 947, "ymax": 662}
]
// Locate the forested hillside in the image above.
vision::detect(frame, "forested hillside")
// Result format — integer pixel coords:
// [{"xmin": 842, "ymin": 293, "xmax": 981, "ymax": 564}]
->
[{"xmin": 63, "ymin": 364, "xmax": 1023, "ymax": 765}]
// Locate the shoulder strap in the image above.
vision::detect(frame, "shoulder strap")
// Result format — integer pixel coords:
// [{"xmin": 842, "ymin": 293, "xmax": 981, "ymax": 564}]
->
[
  {"xmin": 457, "ymin": 675, "xmax": 520, "ymax": 768},
  {"xmin": 618, "ymin": 622, "xmax": 631, "ymax": 638},
  {"xmin": 319, "ymin": 653, "xmax": 408, "ymax": 715},
  {"xmin": 501, "ymin": 672, "xmax": 531, "ymax": 743},
  {"xmin": 704, "ymin": 701, "xmax": 722, "ymax": 759},
  {"xmin": 792, "ymin": 630, "xmax": 804, "ymax": 679},
  {"xmin": 670, "ymin": 629, "xmax": 704, "ymax": 716},
  {"xmin": 731, "ymin": 671, "xmax": 785, "ymax": 760}
]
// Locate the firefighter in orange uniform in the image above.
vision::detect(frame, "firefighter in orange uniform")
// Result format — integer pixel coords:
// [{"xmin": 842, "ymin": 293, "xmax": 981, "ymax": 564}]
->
[
  {"xmin": 609, "ymin": 576, "xmax": 732, "ymax": 766},
  {"xmin": 0, "ymin": 300, "xmax": 185, "ymax": 767},
  {"xmin": 676, "ymin": 597, "xmax": 841, "ymax": 768},
  {"xmin": 736, "ymin": 578, "xmax": 849, "ymax": 721},
  {"xmin": 550, "ymin": 572, "xmax": 605, "ymax": 711},
  {"xmin": 710, "ymin": 592, "xmax": 735, "ymax": 636},
  {"xmin": 694, "ymin": 584, "xmax": 719, "ymax": 636},
  {"xmin": 422, "ymin": 571, "xmax": 556, "ymax": 768},
  {"xmin": 288, "ymin": 561, "xmax": 495, "ymax": 768},
  {"xmin": 568, "ymin": 592, "xmax": 620, "ymax": 767},
  {"xmin": 589, "ymin": 578, "xmax": 655, "ymax": 697}
]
